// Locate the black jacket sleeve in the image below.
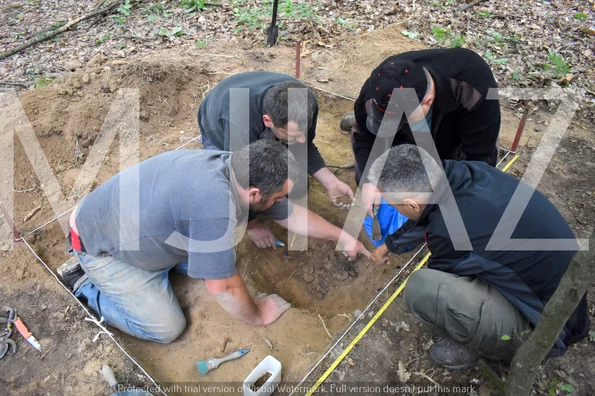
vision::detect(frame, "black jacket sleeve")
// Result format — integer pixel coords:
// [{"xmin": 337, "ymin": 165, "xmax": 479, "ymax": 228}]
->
[
  {"xmin": 385, "ymin": 219, "xmax": 426, "ymax": 254},
  {"xmin": 351, "ymin": 90, "xmax": 378, "ymax": 183},
  {"xmin": 458, "ymin": 89, "xmax": 500, "ymax": 167}
]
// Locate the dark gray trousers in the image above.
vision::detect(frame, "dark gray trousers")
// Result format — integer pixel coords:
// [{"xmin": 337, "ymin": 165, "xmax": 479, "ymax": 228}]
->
[{"xmin": 404, "ymin": 268, "xmax": 532, "ymax": 362}]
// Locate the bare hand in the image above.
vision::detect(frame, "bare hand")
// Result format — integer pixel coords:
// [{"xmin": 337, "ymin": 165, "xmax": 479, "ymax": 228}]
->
[
  {"xmin": 371, "ymin": 244, "xmax": 390, "ymax": 265},
  {"xmin": 327, "ymin": 180, "xmax": 355, "ymax": 210},
  {"xmin": 339, "ymin": 234, "xmax": 371, "ymax": 261},
  {"xmin": 255, "ymin": 294, "xmax": 291, "ymax": 325},
  {"xmin": 247, "ymin": 222, "xmax": 277, "ymax": 249},
  {"xmin": 362, "ymin": 183, "xmax": 382, "ymax": 217}
]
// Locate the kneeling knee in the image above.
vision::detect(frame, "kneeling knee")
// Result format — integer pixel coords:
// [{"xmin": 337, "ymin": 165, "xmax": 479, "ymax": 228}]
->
[{"xmin": 155, "ymin": 315, "xmax": 187, "ymax": 344}]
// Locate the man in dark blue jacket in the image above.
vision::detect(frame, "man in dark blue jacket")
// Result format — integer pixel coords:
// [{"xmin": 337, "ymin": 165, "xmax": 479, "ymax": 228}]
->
[{"xmin": 368, "ymin": 145, "xmax": 589, "ymax": 369}]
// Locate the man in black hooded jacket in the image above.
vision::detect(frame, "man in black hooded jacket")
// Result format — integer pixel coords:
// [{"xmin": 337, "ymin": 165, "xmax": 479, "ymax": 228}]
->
[{"xmin": 345, "ymin": 48, "xmax": 501, "ymax": 217}]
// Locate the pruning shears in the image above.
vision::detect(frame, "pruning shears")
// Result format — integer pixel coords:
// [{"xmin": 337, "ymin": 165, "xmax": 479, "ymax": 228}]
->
[{"xmin": 0, "ymin": 307, "xmax": 17, "ymax": 360}]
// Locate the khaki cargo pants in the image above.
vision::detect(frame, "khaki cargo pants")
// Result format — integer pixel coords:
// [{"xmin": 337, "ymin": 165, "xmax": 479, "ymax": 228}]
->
[{"xmin": 404, "ymin": 268, "xmax": 532, "ymax": 362}]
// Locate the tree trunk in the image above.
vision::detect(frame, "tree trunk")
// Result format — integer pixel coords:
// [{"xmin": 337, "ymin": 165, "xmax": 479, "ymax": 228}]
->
[{"xmin": 504, "ymin": 230, "xmax": 595, "ymax": 395}]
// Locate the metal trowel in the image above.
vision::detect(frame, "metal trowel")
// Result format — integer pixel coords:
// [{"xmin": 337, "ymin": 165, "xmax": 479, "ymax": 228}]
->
[{"xmin": 372, "ymin": 203, "xmax": 382, "ymax": 241}]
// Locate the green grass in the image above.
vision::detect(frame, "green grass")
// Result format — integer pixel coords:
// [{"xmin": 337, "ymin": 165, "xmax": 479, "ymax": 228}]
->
[
  {"xmin": 181, "ymin": 0, "xmax": 218, "ymax": 12},
  {"xmin": 157, "ymin": 25, "xmax": 185, "ymax": 37},
  {"xmin": 544, "ymin": 49, "xmax": 570, "ymax": 76},
  {"xmin": 144, "ymin": 1, "xmax": 169, "ymax": 20},
  {"xmin": 111, "ymin": 0, "xmax": 136, "ymax": 25},
  {"xmin": 233, "ymin": 0, "xmax": 319, "ymax": 32},
  {"xmin": 117, "ymin": 0, "xmax": 133, "ymax": 16},
  {"xmin": 432, "ymin": 26, "xmax": 465, "ymax": 48},
  {"xmin": 95, "ymin": 33, "xmax": 111, "ymax": 46},
  {"xmin": 450, "ymin": 32, "xmax": 465, "ymax": 48},
  {"xmin": 35, "ymin": 76, "xmax": 55, "ymax": 88},
  {"xmin": 431, "ymin": 26, "xmax": 451, "ymax": 43},
  {"xmin": 171, "ymin": 24, "xmax": 185, "ymax": 36},
  {"xmin": 233, "ymin": 1, "xmax": 269, "ymax": 31},
  {"xmin": 547, "ymin": 378, "xmax": 574, "ymax": 396}
]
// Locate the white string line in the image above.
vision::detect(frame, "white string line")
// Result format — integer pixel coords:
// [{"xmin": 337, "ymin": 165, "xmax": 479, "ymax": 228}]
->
[
  {"xmin": 174, "ymin": 135, "xmax": 202, "ymax": 150},
  {"xmin": 497, "ymin": 149, "xmax": 512, "ymax": 168},
  {"xmin": 288, "ymin": 244, "xmax": 426, "ymax": 396},
  {"xmin": 26, "ymin": 205, "xmax": 75, "ymax": 236},
  {"xmin": 18, "ymin": 237, "xmax": 167, "ymax": 396},
  {"xmin": 84, "ymin": 316, "xmax": 114, "ymax": 343},
  {"xmin": 306, "ymin": 84, "xmax": 357, "ymax": 102}
]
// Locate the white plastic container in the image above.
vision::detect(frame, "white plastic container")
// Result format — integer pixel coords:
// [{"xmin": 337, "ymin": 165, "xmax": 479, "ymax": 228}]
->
[{"xmin": 243, "ymin": 355, "xmax": 282, "ymax": 396}]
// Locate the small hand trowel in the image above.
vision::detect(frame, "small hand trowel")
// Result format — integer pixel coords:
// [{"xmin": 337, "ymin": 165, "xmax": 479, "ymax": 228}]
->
[{"xmin": 372, "ymin": 203, "xmax": 382, "ymax": 241}]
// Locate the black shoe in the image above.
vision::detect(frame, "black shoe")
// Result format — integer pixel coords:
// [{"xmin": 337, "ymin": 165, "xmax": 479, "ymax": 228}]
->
[
  {"xmin": 57, "ymin": 257, "xmax": 85, "ymax": 291},
  {"xmin": 340, "ymin": 111, "xmax": 355, "ymax": 134},
  {"xmin": 428, "ymin": 339, "xmax": 480, "ymax": 370}
]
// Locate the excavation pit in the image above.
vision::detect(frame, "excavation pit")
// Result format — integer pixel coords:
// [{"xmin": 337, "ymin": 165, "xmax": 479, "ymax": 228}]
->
[{"xmin": 4, "ymin": 56, "xmax": 413, "ymax": 393}]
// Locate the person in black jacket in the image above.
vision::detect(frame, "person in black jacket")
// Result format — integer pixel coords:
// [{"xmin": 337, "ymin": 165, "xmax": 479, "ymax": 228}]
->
[
  {"xmin": 368, "ymin": 145, "xmax": 589, "ymax": 370},
  {"xmin": 199, "ymin": 71, "xmax": 355, "ymax": 249},
  {"xmin": 345, "ymin": 48, "xmax": 501, "ymax": 217}
]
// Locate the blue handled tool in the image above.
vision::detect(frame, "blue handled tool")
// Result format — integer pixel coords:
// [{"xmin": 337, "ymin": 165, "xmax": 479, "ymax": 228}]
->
[
  {"xmin": 196, "ymin": 348, "xmax": 250, "ymax": 376},
  {"xmin": 276, "ymin": 240, "xmax": 288, "ymax": 257}
]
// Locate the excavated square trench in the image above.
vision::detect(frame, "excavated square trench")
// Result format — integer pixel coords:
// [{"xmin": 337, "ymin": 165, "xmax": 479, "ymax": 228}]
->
[{"xmin": 6, "ymin": 61, "xmax": 412, "ymax": 394}]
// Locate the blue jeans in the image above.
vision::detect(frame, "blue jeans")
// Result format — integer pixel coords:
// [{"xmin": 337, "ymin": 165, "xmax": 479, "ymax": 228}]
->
[
  {"xmin": 200, "ymin": 134, "xmax": 218, "ymax": 150},
  {"xmin": 73, "ymin": 251, "xmax": 188, "ymax": 343}
]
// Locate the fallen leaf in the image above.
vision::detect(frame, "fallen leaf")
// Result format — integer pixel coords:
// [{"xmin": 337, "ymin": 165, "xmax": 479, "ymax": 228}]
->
[
  {"xmin": 398, "ymin": 361, "xmax": 411, "ymax": 383},
  {"xmin": 401, "ymin": 30, "xmax": 420, "ymax": 39},
  {"xmin": 423, "ymin": 339, "xmax": 434, "ymax": 350},
  {"xmin": 559, "ymin": 73, "xmax": 574, "ymax": 85}
]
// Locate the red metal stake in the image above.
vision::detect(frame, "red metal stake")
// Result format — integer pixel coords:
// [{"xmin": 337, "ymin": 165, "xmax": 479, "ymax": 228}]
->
[
  {"xmin": 295, "ymin": 40, "xmax": 302, "ymax": 79},
  {"xmin": 511, "ymin": 109, "xmax": 528, "ymax": 153},
  {"xmin": 0, "ymin": 201, "xmax": 21, "ymax": 241}
]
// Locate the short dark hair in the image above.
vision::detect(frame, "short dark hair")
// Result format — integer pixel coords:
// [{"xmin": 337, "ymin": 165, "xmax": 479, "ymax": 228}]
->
[
  {"xmin": 369, "ymin": 144, "xmax": 442, "ymax": 193},
  {"xmin": 263, "ymin": 81, "xmax": 317, "ymax": 133},
  {"xmin": 231, "ymin": 140, "xmax": 300, "ymax": 197}
]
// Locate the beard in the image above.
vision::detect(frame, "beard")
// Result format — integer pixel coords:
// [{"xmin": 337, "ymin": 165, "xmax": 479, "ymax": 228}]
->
[{"xmin": 249, "ymin": 196, "xmax": 271, "ymax": 213}]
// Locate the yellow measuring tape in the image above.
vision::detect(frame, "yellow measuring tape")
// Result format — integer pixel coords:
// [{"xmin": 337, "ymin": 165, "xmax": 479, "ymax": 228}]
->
[
  {"xmin": 501, "ymin": 154, "xmax": 519, "ymax": 173},
  {"xmin": 305, "ymin": 153, "xmax": 520, "ymax": 395}
]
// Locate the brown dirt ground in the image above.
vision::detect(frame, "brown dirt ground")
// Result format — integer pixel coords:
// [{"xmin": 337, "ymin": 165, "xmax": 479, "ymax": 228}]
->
[{"xmin": 1, "ymin": 25, "xmax": 594, "ymax": 395}]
